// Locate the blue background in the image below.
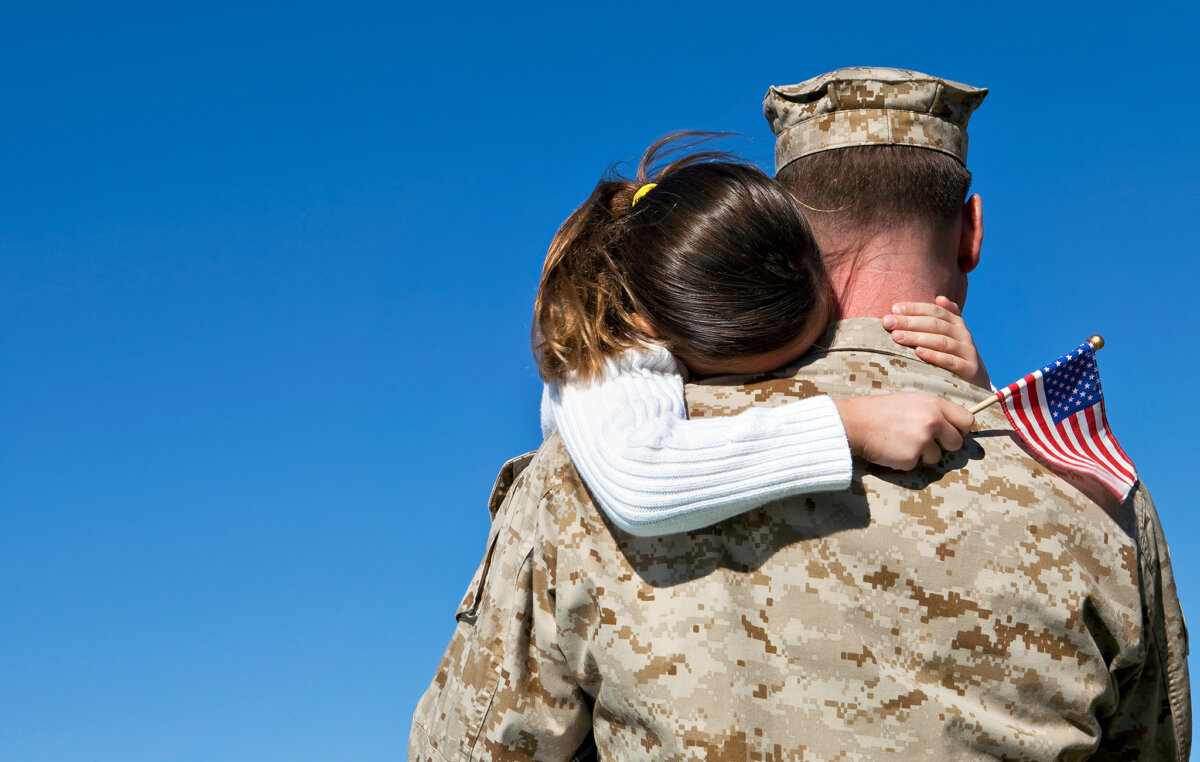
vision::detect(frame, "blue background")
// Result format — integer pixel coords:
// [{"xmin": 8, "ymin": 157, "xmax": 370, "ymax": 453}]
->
[{"xmin": 3, "ymin": 2, "xmax": 1197, "ymax": 759}]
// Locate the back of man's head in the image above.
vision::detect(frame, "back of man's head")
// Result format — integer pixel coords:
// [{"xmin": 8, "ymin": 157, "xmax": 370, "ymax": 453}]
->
[
  {"xmin": 776, "ymin": 145, "xmax": 971, "ymax": 255},
  {"xmin": 765, "ymin": 68, "xmax": 986, "ymax": 267}
]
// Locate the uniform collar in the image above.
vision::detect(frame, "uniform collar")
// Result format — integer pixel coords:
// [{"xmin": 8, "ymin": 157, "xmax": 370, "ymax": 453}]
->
[{"xmin": 807, "ymin": 318, "xmax": 921, "ymax": 364}]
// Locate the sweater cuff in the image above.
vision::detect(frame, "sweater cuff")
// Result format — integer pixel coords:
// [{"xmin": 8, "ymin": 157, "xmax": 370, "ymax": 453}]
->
[{"xmin": 769, "ymin": 395, "xmax": 853, "ymax": 490}]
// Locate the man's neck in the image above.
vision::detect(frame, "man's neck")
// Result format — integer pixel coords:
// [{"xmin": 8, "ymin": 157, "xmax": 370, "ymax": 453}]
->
[{"xmin": 822, "ymin": 228, "xmax": 960, "ymax": 319}]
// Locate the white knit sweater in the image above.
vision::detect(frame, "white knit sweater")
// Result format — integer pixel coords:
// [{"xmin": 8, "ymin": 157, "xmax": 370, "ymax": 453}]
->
[{"xmin": 541, "ymin": 345, "xmax": 852, "ymax": 537}]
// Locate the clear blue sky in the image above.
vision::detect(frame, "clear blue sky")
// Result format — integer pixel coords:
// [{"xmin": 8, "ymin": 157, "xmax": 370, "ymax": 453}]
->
[{"xmin": 3, "ymin": 2, "xmax": 1197, "ymax": 759}]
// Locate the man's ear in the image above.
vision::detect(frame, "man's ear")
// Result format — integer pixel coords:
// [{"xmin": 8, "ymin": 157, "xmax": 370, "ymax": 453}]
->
[{"xmin": 958, "ymin": 194, "xmax": 983, "ymax": 274}]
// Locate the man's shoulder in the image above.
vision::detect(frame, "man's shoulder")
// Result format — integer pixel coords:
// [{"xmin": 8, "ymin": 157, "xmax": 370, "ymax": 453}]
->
[
  {"xmin": 680, "ymin": 318, "xmax": 1144, "ymax": 582},
  {"xmin": 485, "ymin": 433, "xmax": 598, "ymax": 539}
]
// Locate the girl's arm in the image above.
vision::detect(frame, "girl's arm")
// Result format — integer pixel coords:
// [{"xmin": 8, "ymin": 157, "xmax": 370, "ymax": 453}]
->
[
  {"xmin": 545, "ymin": 344, "xmax": 974, "ymax": 538},
  {"xmin": 544, "ymin": 345, "xmax": 852, "ymax": 537}
]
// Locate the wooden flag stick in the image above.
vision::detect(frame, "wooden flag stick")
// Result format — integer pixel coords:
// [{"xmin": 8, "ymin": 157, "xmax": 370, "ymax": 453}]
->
[{"xmin": 969, "ymin": 335, "xmax": 1105, "ymax": 415}]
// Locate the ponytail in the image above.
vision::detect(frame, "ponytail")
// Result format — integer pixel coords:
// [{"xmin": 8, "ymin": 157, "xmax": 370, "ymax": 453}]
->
[{"xmin": 532, "ymin": 180, "xmax": 646, "ymax": 382}]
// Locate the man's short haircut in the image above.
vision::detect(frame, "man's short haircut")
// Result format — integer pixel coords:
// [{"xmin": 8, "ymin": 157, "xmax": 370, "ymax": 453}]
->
[{"xmin": 775, "ymin": 145, "xmax": 972, "ymax": 243}]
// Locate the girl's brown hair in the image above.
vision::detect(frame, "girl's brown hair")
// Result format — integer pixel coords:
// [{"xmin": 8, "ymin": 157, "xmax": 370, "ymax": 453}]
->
[{"xmin": 533, "ymin": 133, "xmax": 831, "ymax": 382}]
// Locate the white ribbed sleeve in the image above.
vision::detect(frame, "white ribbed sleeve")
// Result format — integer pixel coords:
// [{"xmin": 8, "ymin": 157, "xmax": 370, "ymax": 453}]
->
[{"xmin": 541, "ymin": 345, "xmax": 852, "ymax": 537}]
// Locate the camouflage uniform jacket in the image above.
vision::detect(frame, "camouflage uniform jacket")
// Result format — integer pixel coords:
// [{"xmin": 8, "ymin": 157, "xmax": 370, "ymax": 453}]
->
[{"xmin": 410, "ymin": 319, "xmax": 1190, "ymax": 760}]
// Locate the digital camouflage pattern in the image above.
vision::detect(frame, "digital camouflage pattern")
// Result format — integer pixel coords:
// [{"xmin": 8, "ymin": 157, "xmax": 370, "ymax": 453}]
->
[
  {"xmin": 410, "ymin": 319, "xmax": 1189, "ymax": 760},
  {"xmin": 764, "ymin": 67, "xmax": 988, "ymax": 172}
]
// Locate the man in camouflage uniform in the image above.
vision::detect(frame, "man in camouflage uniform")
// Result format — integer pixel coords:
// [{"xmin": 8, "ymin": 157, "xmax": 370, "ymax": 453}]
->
[{"xmin": 410, "ymin": 68, "xmax": 1190, "ymax": 759}]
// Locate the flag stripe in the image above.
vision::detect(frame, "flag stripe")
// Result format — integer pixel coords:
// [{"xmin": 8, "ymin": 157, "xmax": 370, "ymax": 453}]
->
[
  {"xmin": 1026, "ymin": 376, "xmax": 1099, "ymax": 472},
  {"xmin": 1002, "ymin": 381, "xmax": 1071, "ymax": 468},
  {"xmin": 1091, "ymin": 402, "xmax": 1136, "ymax": 476},
  {"xmin": 1071, "ymin": 410, "xmax": 1127, "ymax": 483},
  {"xmin": 1063, "ymin": 412, "xmax": 1120, "ymax": 479},
  {"xmin": 1058, "ymin": 415, "xmax": 1107, "ymax": 481},
  {"xmin": 1082, "ymin": 405, "xmax": 1136, "ymax": 480},
  {"xmin": 1062, "ymin": 415, "xmax": 1114, "ymax": 482},
  {"xmin": 1063, "ymin": 414, "xmax": 1126, "ymax": 494},
  {"xmin": 1004, "ymin": 379, "xmax": 1095, "ymax": 474}
]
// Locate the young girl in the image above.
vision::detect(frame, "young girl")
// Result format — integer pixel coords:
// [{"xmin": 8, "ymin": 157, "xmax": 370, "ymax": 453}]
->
[{"xmin": 534, "ymin": 135, "xmax": 984, "ymax": 537}]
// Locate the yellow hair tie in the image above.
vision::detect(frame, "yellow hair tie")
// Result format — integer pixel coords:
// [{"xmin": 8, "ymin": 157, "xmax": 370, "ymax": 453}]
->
[{"xmin": 631, "ymin": 183, "xmax": 658, "ymax": 207}]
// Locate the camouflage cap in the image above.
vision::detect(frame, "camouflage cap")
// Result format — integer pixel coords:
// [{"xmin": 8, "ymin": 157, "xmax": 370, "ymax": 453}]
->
[{"xmin": 764, "ymin": 67, "xmax": 987, "ymax": 172}]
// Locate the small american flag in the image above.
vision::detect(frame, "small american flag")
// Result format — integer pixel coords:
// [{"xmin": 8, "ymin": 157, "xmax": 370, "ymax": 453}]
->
[{"xmin": 992, "ymin": 341, "xmax": 1138, "ymax": 501}]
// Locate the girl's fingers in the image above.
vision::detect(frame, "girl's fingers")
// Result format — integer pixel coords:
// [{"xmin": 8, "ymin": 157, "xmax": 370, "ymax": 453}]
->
[
  {"xmin": 935, "ymin": 419, "xmax": 965, "ymax": 453},
  {"xmin": 890, "ymin": 330, "xmax": 961, "ymax": 354},
  {"xmin": 920, "ymin": 441, "xmax": 943, "ymax": 465},
  {"xmin": 933, "ymin": 295, "xmax": 962, "ymax": 316},
  {"xmin": 941, "ymin": 402, "xmax": 976, "ymax": 433},
  {"xmin": 884, "ymin": 315, "xmax": 969, "ymax": 337},
  {"xmin": 913, "ymin": 346, "xmax": 970, "ymax": 377},
  {"xmin": 889, "ymin": 301, "xmax": 985, "ymax": 387},
  {"xmin": 891, "ymin": 301, "xmax": 959, "ymax": 323}
]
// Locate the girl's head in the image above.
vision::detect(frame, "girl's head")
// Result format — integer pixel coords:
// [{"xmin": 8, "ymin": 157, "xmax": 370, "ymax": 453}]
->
[{"xmin": 533, "ymin": 133, "xmax": 831, "ymax": 382}]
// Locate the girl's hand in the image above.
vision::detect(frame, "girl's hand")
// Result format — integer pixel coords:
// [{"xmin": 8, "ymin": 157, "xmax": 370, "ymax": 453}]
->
[
  {"xmin": 883, "ymin": 296, "xmax": 990, "ymax": 388},
  {"xmin": 834, "ymin": 394, "xmax": 975, "ymax": 471}
]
